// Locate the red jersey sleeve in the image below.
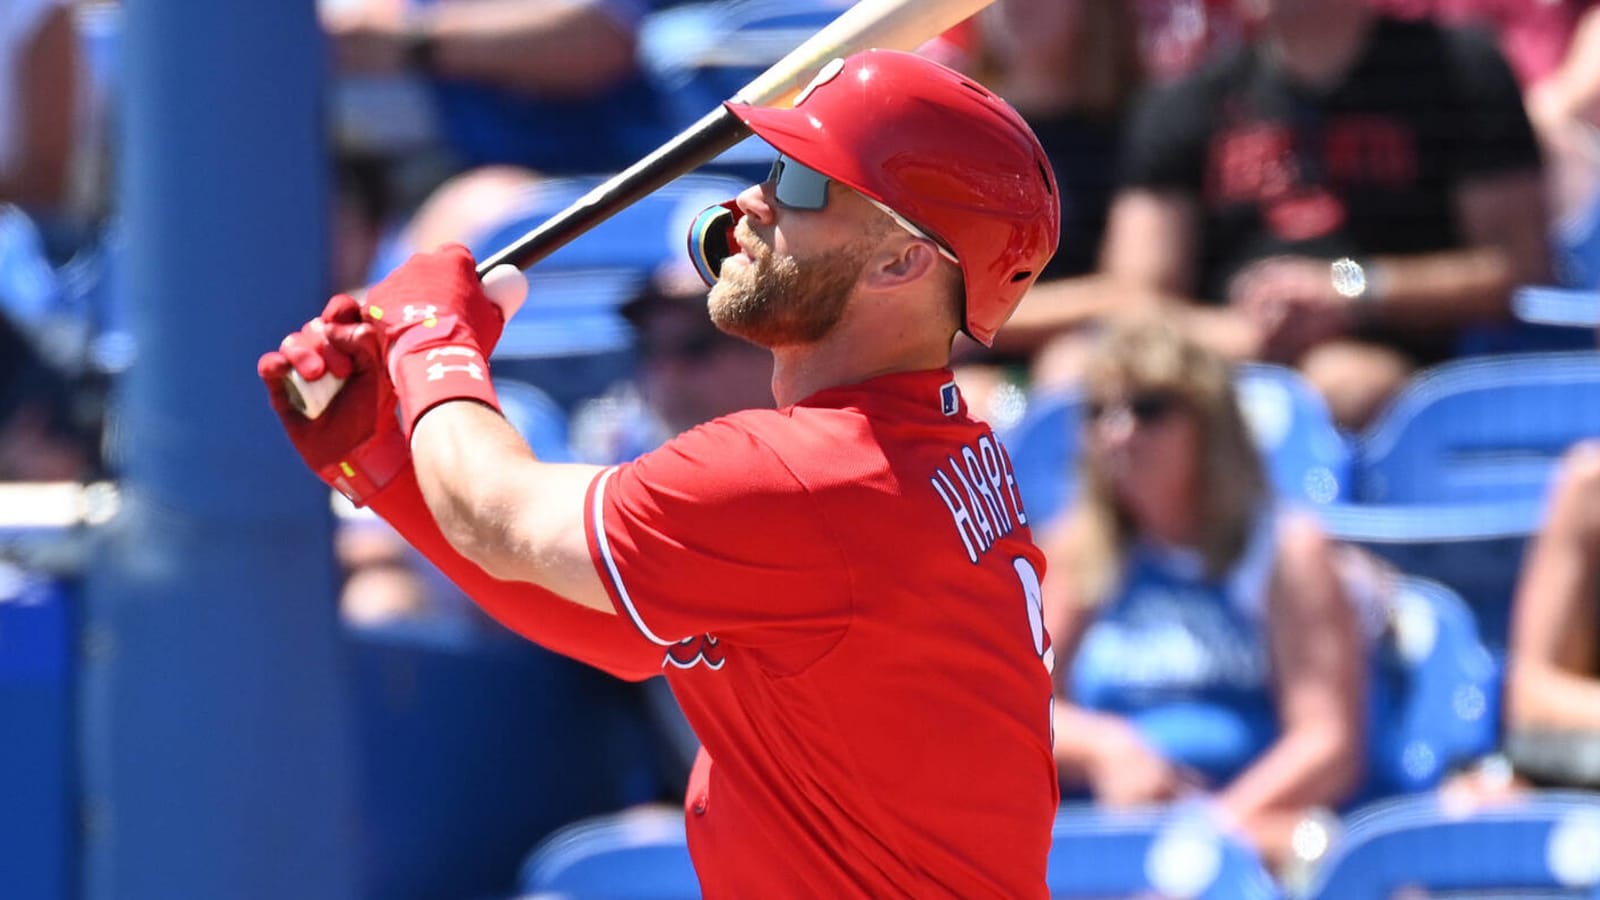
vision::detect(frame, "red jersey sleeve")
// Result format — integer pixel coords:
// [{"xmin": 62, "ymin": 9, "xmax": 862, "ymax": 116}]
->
[
  {"xmin": 585, "ymin": 415, "xmax": 854, "ymax": 649},
  {"xmin": 366, "ymin": 464, "xmax": 662, "ymax": 681}
]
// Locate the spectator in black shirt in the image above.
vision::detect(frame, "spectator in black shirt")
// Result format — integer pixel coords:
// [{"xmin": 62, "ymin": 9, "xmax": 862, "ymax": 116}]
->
[{"xmin": 1100, "ymin": 0, "xmax": 1549, "ymax": 429}]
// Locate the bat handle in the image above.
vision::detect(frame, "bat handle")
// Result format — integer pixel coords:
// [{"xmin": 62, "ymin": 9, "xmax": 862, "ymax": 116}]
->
[{"xmin": 286, "ymin": 264, "xmax": 529, "ymax": 420}]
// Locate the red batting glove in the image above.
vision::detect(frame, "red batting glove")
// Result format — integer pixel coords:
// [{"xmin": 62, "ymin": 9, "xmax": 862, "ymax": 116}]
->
[
  {"xmin": 358, "ymin": 244, "xmax": 508, "ymax": 439},
  {"xmin": 258, "ymin": 293, "xmax": 407, "ymax": 505}
]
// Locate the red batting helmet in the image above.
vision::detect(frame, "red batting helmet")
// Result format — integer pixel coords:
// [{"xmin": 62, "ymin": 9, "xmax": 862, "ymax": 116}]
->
[{"xmin": 723, "ymin": 48, "xmax": 1060, "ymax": 346}]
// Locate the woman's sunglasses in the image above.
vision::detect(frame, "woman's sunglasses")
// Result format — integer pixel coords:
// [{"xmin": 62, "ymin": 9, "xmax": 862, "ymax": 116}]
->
[
  {"xmin": 1085, "ymin": 391, "xmax": 1183, "ymax": 427},
  {"xmin": 766, "ymin": 155, "xmax": 960, "ymax": 264}
]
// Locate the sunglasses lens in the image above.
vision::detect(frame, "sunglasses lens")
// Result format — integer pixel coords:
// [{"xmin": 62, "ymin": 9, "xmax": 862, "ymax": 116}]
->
[
  {"xmin": 771, "ymin": 155, "xmax": 830, "ymax": 210},
  {"xmin": 1129, "ymin": 394, "xmax": 1175, "ymax": 423},
  {"xmin": 1087, "ymin": 392, "xmax": 1179, "ymax": 427}
]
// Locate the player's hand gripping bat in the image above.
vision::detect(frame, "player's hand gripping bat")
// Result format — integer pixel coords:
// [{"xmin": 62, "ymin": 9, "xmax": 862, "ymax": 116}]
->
[{"xmin": 286, "ymin": 0, "xmax": 999, "ymax": 419}]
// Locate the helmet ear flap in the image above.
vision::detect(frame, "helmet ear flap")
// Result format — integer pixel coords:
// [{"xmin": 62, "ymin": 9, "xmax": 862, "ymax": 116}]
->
[{"xmin": 687, "ymin": 200, "xmax": 743, "ymax": 286}]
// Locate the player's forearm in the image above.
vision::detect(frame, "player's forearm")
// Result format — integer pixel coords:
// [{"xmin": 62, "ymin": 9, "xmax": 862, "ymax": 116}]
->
[
  {"xmin": 409, "ymin": 400, "xmax": 556, "ymax": 582},
  {"xmin": 415, "ymin": 0, "xmax": 637, "ymax": 97},
  {"xmin": 364, "ymin": 458, "xmax": 659, "ymax": 680},
  {"xmin": 409, "ymin": 398, "xmax": 616, "ymax": 611}
]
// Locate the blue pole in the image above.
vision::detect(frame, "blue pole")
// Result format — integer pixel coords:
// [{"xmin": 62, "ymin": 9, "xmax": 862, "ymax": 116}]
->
[{"xmin": 81, "ymin": 1, "xmax": 359, "ymax": 897}]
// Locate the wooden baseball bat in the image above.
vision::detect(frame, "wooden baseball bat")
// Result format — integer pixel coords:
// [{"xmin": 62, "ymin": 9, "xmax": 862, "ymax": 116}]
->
[{"xmin": 288, "ymin": 0, "xmax": 997, "ymax": 418}]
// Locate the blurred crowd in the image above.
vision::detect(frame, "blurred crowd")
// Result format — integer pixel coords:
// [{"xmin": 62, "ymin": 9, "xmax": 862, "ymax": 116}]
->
[{"xmin": 6, "ymin": 0, "xmax": 1600, "ymax": 894}]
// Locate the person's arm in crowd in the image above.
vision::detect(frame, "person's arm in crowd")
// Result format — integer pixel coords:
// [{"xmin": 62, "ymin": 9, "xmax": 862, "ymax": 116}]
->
[
  {"xmin": 1212, "ymin": 513, "xmax": 1366, "ymax": 863},
  {"xmin": 0, "ymin": 3, "xmax": 76, "ymax": 209},
  {"xmin": 328, "ymin": 0, "xmax": 640, "ymax": 98},
  {"xmin": 1099, "ymin": 188, "xmax": 1263, "ymax": 361},
  {"xmin": 1357, "ymin": 170, "xmax": 1551, "ymax": 330},
  {"xmin": 985, "ymin": 273, "xmax": 1162, "ymax": 357},
  {"xmin": 1505, "ymin": 441, "xmax": 1600, "ymax": 732}
]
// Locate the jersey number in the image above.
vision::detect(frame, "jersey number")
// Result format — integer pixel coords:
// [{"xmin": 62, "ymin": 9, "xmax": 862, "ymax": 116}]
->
[{"xmin": 1013, "ymin": 557, "xmax": 1054, "ymax": 673}]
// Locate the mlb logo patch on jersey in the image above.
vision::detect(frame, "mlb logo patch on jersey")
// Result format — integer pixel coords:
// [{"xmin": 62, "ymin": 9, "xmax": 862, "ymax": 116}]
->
[{"xmin": 939, "ymin": 381, "xmax": 961, "ymax": 416}]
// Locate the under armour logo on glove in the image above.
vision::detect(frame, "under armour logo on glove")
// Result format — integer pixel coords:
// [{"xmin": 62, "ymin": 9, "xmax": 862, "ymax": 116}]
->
[
  {"xmin": 403, "ymin": 304, "xmax": 439, "ymax": 324},
  {"xmin": 422, "ymin": 345, "xmax": 486, "ymax": 382},
  {"xmin": 426, "ymin": 361, "xmax": 485, "ymax": 382}
]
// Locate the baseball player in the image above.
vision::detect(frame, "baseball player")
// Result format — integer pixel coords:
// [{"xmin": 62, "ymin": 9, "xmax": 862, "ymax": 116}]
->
[{"xmin": 260, "ymin": 49, "xmax": 1061, "ymax": 898}]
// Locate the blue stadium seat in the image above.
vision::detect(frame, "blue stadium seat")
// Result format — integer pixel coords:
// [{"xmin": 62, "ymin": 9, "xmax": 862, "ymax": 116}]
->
[
  {"xmin": 639, "ymin": 0, "xmax": 853, "ymax": 179},
  {"xmin": 350, "ymin": 630, "xmax": 667, "ymax": 900},
  {"xmin": 1513, "ymin": 285, "xmax": 1600, "ymax": 330},
  {"xmin": 1354, "ymin": 352, "xmax": 1600, "ymax": 504},
  {"xmin": 460, "ymin": 171, "xmax": 749, "ymax": 361},
  {"xmin": 1236, "ymin": 363, "xmax": 1353, "ymax": 506},
  {"xmin": 1326, "ymin": 353, "xmax": 1600, "ymax": 647},
  {"xmin": 518, "ymin": 806, "xmax": 699, "ymax": 900},
  {"xmin": 1303, "ymin": 790, "xmax": 1600, "ymax": 899},
  {"xmin": 1000, "ymin": 387, "xmax": 1082, "ymax": 529},
  {"xmin": 1320, "ymin": 498, "xmax": 1541, "ymax": 651},
  {"xmin": 0, "ymin": 569, "xmax": 75, "ymax": 900},
  {"xmin": 1047, "ymin": 804, "xmax": 1282, "ymax": 899},
  {"xmin": 999, "ymin": 364, "xmax": 1351, "ymax": 529},
  {"xmin": 1361, "ymin": 575, "xmax": 1501, "ymax": 799}
]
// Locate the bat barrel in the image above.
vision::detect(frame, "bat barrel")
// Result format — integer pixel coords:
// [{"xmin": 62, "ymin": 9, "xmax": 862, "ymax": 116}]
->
[{"xmin": 475, "ymin": 106, "xmax": 751, "ymax": 277}]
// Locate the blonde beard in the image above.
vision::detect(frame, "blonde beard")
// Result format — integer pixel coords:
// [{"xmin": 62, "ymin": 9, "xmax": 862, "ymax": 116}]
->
[{"xmin": 708, "ymin": 240, "xmax": 868, "ymax": 347}]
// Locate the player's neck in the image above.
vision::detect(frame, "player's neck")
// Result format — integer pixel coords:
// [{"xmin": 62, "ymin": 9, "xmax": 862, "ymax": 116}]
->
[{"xmin": 768, "ymin": 329, "xmax": 950, "ymax": 408}]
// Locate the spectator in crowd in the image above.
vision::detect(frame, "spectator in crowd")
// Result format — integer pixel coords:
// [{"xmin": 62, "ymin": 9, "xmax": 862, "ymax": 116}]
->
[
  {"xmin": 1499, "ymin": 440, "xmax": 1600, "ymax": 789},
  {"xmin": 1133, "ymin": 0, "xmax": 1249, "ymax": 84},
  {"xmin": 1523, "ymin": 4, "xmax": 1600, "ymax": 287},
  {"xmin": 975, "ymin": 0, "xmax": 1145, "ymax": 343},
  {"xmin": 0, "ymin": 308, "xmax": 93, "ymax": 481},
  {"xmin": 324, "ymin": 0, "xmax": 679, "ymax": 196},
  {"xmin": 571, "ymin": 262, "xmax": 772, "ymax": 465},
  {"xmin": 1373, "ymin": 0, "xmax": 1599, "ymax": 93},
  {"xmin": 1041, "ymin": 316, "xmax": 1367, "ymax": 870},
  {"xmin": 1098, "ymin": 0, "xmax": 1550, "ymax": 429},
  {"xmin": 953, "ymin": 0, "xmax": 1148, "ymax": 421},
  {"xmin": 0, "ymin": 0, "xmax": 77, "ymax": 217}
]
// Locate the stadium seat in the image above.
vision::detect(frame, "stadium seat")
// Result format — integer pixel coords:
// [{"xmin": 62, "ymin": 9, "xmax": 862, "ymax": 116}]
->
[
  {"xmin": 518, "ymin": 805, "xmax": 699, "ymax": 900},
  {"xmin": 1361, "ymin": 575, "xmax": 1501, "ymax": 799},
  {"xmin": 639, "ymin": 0, "xmax": 854, "ymax": 179},
  {"xmin": 1353, "ymin": 352, "xmax": 1600, "ymax": 504},
  {"xmin": 1302, "ymin": 790, "xmax": 1600, "ymax": 899},
  {"xmin": 1326, "ymin": 352, "xmax": 1600, "ymax": 647},
  {"xmin": 0, "ymin": 568, "xmax": 74, "ymax": 900},
  {"xmin": 1513, "ymin": 285, "xmax": 1600, "ymax": 330},
  {"xmin": 1000, "ymin": 387, "xmax": 1083, "ymax": 529},
  {"xmin": 458, "ymin": 171, "xmax": 750, "ymax": 361},
  {"xmin": 1047, "ymin": 804, "xmax": 1282, "ymax": 899},
  {"xmin": 350, "ymin": 630, "xmax": 665, "ymax": 900},
  {"xmin": 1320, "ymin": 497, "xmax": 1541, "ymax": 651},
  {"xmin": 1235, "ymin": 363, "xmax": 1353, "ymax": 506},
  {"xmin": 999, "ymin": 364, "xmax": 1351, "ymax": 529}
]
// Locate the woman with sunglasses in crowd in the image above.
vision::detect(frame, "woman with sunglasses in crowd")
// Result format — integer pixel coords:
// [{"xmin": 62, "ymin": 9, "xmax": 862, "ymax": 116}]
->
[{"xmin": 1039, "ymin": 316, "xmax": 1368, "ymax": 870}]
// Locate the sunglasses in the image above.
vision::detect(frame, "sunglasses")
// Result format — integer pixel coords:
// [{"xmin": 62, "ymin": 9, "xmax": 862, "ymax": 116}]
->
[
  {"xmin": 766, "ymin": 155, "xmax": 960, "ymax": 264},
  {"xmin": 1085, "ymin": 391, "xmax": 1183, "ymax": 427}
]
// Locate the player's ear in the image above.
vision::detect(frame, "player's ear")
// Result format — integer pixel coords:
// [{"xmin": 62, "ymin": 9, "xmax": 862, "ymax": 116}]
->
[{"xmin": 858, "ymin": 237, "xmax": 940, "ymax": 294}]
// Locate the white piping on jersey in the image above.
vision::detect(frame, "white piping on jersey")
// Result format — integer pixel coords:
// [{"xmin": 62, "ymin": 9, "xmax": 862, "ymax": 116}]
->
[{"xmin": 591, "ymin": 466, "xmax": 677, "ymax": 647}]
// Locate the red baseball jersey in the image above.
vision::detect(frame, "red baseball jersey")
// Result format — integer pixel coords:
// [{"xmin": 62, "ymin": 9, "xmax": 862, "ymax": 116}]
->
[{"xmin": 582, "ymin": 368, "xmax": 1058, "ymax": 898}]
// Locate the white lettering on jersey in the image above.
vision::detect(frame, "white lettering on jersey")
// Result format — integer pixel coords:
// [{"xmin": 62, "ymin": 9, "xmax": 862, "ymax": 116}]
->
[{"xmin": 931, "ymin": 431, "xmax": 1028, "ymax": 565}]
